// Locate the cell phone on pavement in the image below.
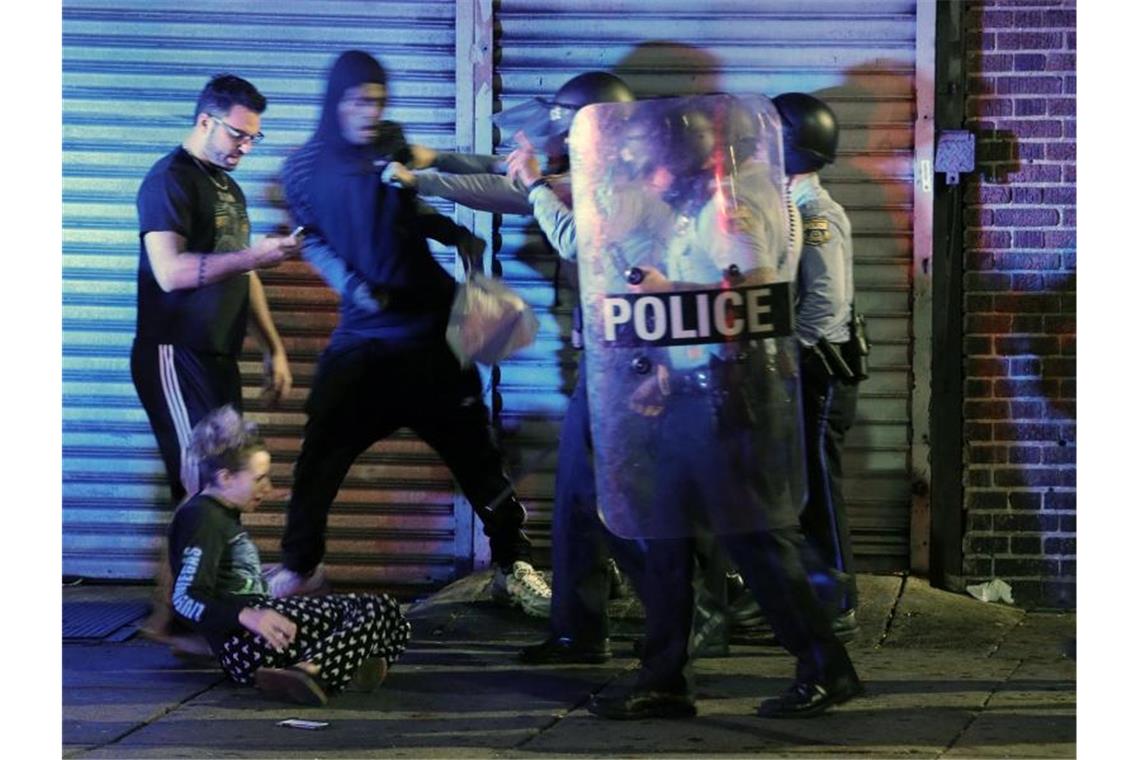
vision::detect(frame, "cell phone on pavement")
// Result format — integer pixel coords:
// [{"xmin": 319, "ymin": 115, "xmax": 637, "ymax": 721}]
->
[{"xmin": 277, "ymin": 718, "xmax": 328, "ymax": 730}]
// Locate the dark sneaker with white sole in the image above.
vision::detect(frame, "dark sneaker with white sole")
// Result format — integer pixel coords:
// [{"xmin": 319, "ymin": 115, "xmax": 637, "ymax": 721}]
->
[{"xmin": 757, "ymin": 672, "xmax": 864, "ymax": 718}]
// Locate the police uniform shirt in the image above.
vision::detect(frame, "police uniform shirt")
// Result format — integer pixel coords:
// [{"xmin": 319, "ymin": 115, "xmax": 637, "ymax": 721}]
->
[{"xmin": 790, "ymin": 172, "xmax": 854, "ymax": 347}]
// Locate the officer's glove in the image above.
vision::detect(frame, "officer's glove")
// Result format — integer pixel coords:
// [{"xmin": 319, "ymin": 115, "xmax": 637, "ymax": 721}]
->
[{"xmin": 456, "ymin": 232, "xmax": 487, "ymax": 275}]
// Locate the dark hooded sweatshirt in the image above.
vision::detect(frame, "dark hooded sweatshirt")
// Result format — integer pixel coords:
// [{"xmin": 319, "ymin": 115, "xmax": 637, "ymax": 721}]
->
[{"xmin": 282, "ymin": 50, "xmax": 456, "ymax": 351}]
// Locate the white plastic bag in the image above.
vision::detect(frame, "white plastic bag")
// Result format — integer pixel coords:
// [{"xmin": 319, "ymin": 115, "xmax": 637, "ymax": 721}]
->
[{"xmin": 446, "ymin": 272, "xmax": 539, "ymax": 366}]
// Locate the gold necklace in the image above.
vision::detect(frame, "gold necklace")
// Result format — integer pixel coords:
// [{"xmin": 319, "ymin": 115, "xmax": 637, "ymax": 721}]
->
[{"xmin": 190, "ymin": 154, "xmax": 230, "ymax": 192}]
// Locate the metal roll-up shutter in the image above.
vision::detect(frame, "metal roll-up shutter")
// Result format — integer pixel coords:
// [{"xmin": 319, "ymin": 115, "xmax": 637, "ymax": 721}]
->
[
  {"xmin": 495, "ymin": 0, "xmax": 926, "ymax": 571},
  {"xmin": 62, "ymin": 0, "xmax": 469, "ymax": 594}
]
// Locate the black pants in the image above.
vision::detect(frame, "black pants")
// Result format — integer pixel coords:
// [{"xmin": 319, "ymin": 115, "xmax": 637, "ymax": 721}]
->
[
  {"xmin": 217, "ymin": 593, "xmax": 410, "ymax": 692},
  {"xmin": 799, "ymin": 350, "xmax": 859, "ymax": 611},
  {"xmin": 550, "ymin": 366, "xmax": 647, "ymax": 645},
  {"xmin": 130, "ymin": 340, "xmax": 243, "ymax": 503},
  {"xmin": 637, "ymin": 527, "xmax": 855, "ymax": 695},
  {"xmin": 281, "ymin": 339, "xmax": 532, "ymax": 573}
]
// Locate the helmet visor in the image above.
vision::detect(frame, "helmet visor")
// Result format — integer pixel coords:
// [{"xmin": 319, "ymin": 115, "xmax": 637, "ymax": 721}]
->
[{"xmin": 493, "ymin": 97, "xmax": 578, "ymax": 148}]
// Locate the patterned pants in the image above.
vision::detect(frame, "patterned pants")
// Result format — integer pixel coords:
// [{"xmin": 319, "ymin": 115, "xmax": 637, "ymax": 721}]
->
[{"xmin": 218, "ymin": 593, "xmax": 411, "ymax": 693}]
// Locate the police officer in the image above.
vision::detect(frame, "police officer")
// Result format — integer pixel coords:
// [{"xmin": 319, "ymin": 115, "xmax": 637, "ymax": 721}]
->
[
  {"xmin": 399, "ymin": 72, "xmax": 650, "ymax": 663},
  {"xmin": 774, "ymin": 92, "xmax": 861, "ymax": 635}
]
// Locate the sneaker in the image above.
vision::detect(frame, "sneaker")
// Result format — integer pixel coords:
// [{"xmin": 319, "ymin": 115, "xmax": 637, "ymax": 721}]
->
[
  {"xmin": 345, "ymin": 657, "xmax": 388, "ymax": 693},
  {"xmin": 491, "ymin": 561, "xmax": 552, "ymax": 618},
  {"xmin": 519, "ymin": 635, "xmax": 611, "ymax": 665},
  {"xmin": 832, "ymin": 609, "xmax": 859, "ymax": 643},
  {"xmin": 253, "ymin": 666, "xmax": 328, "ymax": 706},
  {"xmin": 757, "ymin": 672, "xmax": 864, "ymax": 719},
  {"xmin": 589, "ymin": 687, "xmax": 697, "ymax": 720},
  {"xmin": 265, "ymin": 564, "xmax": 329, "ymax": 598}
]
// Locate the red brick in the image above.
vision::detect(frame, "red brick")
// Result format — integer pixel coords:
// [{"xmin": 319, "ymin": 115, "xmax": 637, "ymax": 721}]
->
[
  {"xmin": 968, "ymin": 75, "xmax": 997, "ymax": 96},
  {"xmin": 966, "ymin": 401, "xmax": 1012, "ymax": 419},
  {"xmin": 1044, "ymin": 315, "xmax": 1076, "ymax": 334},
  {"xmin": 966, "ymin": 422, "xmax": 994, "ymax": 441},
  {"xmin": 966, "ymin": 314, "xmax": 1013, "ymax": 334},
  {"xmin": 993, "ymin": 295, "xmax": 1062, "ymax": 314},
  {"xmin": 1012, "ymin": 10, "xmax": 1043, "ymax": 26},
  {"xmin": 995, "ymin": 78, "xmax": 1064, "ymax": 96},
  {"xmin": 997, "ymin": 31, "xmax": 1066, "ymax": 50},
  {"xmin": 1045, "ymin": 400, "xmax": 1075, "ymax": 420},
  {"xmin": 1008, "ymin": 318, "xmax": 1044, "ymax": 336},
  {"xmin": 1013, "ymin": 53, "xmax": 1047, "ymax": 71},
  {"xmin": 995, "ymin": 468, "xmax": 1074, "ymax": 487},
  {"xmin": 991, "ymin": 252, "xmax": 1061, "ymax": 270},
  {"xmin": 977, "ymin": 186, "xmax": 1012, "ymax": 204},
  {"xmin": 1058, "ymin": 335, "xmax": 1075, "ymax": 356},
  {"xmin": 1043, "ymin": 357, "xmax": 1075, "ymax": 376},
  {"xmin": 1009, "ymin": 444, "xmax": 1043, "ymax": 463},
  {"xmin": 1062, "ymin": 251, "xmax": 1075, "ymax": 270},
  {"xmin": 1044, "ymin": 272, "xmax": 1075, "ymax": 291},
  {"xmin": 1062, "ymin": 204, "xmax": 1075, "ymax": 222},
  {"xmin": 992, "ymin": 422, "xmax": 1058, "ymax": 441},
  {"xmin": 1044, "ymin": 537, "xmax": 1076, "ymax": 555},
  {"xmin": 1063, "ymin": 120, "xmax": 1076, "ymax": 139},
  {"xmin": 966, "ymin": 379, "xmax": 994, "ymax": 398},
  {"xmin": 966, "ymin": 513, "xmax": 994, "ymax": 532},
  {"xmin": 1005, "ymin": 184, "xmax": 1040, "ymax": 203},
  {"xmin": 1048, "ymin": 98, "xmax": 1074, "ymax": 115},
  {"xmin": 968, "ymin": 444, "xmax": 1009, "ymax": 463},
  {"xmin": 967, "ymin": 294, "xmax": 995, "ymax": 312},
  {"xmin": 1044, "ymin": 491, "xmax": 1076, "ymax": 511},
  {"xmin": 1008, "ymin": 492, "xmax": 1042, "ymax": 510},
  {"xmin": 968, "ymin": 469, "xmax": 993, "ymax": 487},
  {"xmin": 1043, "ymin": 446, "xmax": 1075, "ymax": 464},
  {"xmin": 967, "ymin": 535, "xmax": 1010, "ymax": 554},
  {"xmin": 1013, "ymin": 230, "xmax": 1046, "ymax": 248},
  {"xmin": 1045, "ymin": 53, "xmax": 1076, "ymax": 71},
  {"xmin": 966, "ymin": 251, "xmax": 996, "ymax": 270},
  {"xmin": 965, "ymin": 207, "xmax": 994, "ymax": 226},
  {"xmin": 963, "ymin": 556, "xmax": 994, "ymax": 577},
  {"xmin": 1013, "ymin": 98, "xmax": 1049, "ymax": 116},
  {"xmin": 995, "ymin": 335, "xmax": 1060, "ymax": 354},
  {"xmin": 1065, "ymin": 31, "xmax": 1076, "ymax": 50},
  {"xmin": 994, "ymin": 513, "xmax": 1059, "ymax": 532},
  {"xmin": 1009, "ymin": 273, "xmax": 1043, "ymax": 291},
  {"xmin": 994, "ymin": 379, "xmax": 1048, "ymax": 398},
  {"xmin": 994, "ymin": 558, "xmax": 1059, "ymax": 577},
  {"xmin": 980, "ymin": 54, "xmax": 1016, "ymax": 72},
  {"xmin": 965, "ymin": 272, "xmax": 1011, "ymax": 291},
  {"xmin": 995, "ymin": 208, "xmax": 1061, "ymax": 226},
  {"xmin": 1042, "ymin": 186, "xmax": 1075, "ymax": 204},
  {"xmin": 978, "ymin": 9, "xmax": 1016, "ymax": 27},
  {"xmin": 1046, "ymin": 143, "xmax": 1075, "ymax": 161},
  {"xmin": 1005, "ymin": 164, "xmax": 1063, "ymax": 182},
  {"xmin": 968, "ymin": 97, "xmax": 1014, "ymax": 119},
  {"xmin": 968, "ymin": 357, "xmax": 1009, "ymax": 377},
  {"xmin": 966, "ymin": 336, "xmax": 994, "ymax": 355},
  {"xmin": 967, "ymin": 230, "xmax": 1012, "ymax": 248},
  {"xmin": 1011, "ymin": 535, "xmax": 1043, "ymax": 555},
  {"xmin": 1042, "ymin": 9, "xmax": 1077, "ymax": 26},
  {"xmin": 1009, "ymin": 358, "xmax": 1042, "ymax": 377},
  {"xmin": 1064, "ymin": 75, "xmax": 1076, "ymax": 94}
]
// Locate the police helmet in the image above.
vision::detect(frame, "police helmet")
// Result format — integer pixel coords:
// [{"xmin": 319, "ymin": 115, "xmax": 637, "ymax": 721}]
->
[
  {"xmin": 552, "ymin": 71, "xmax": 635, "ymax": 110},
  {"xmin": 772, "ymin": 92, "xmax": 839, "ymax": 175}
]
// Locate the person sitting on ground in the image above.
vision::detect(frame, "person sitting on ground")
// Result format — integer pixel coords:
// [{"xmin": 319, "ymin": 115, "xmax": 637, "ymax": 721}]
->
[{"xmin": 168, "ymin": 405, "xmax": 411, "ymax": 706}]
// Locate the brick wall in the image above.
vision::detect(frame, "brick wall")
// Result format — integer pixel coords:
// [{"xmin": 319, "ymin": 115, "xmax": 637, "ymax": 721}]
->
[{"xmin": 961, "ymin": 0, "xmax": 1076, "ymax": 608}]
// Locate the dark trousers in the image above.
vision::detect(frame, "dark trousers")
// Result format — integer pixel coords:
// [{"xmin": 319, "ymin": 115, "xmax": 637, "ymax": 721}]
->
[
  {"xmin": 799, "ymin": 350, "xmax": 859, "ymax": 611},
  {"xmin": 130, "ymin": 340, "xmax": 243, "ymax": 503},
  {"xmin": 217, "ymin": 593, "xmax": 410, "ymax": 692},
  {"xmin": 637, "ymin": 527, "xmax": 855, "ymax": 695},
  {"xmin": 281, "ymin": 339, "xmax": 532, "ymax": 573},
  {"xmin": 550, "ymin": 368, "xmax": 646, "ymax": 644}
]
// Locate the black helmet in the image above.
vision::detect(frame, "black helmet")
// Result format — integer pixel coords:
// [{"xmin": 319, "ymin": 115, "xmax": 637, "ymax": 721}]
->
[
  {"xmin": 772, "ymin": 92, "xmax": 839, "ymax": 175},
  {"xmin": 552, "ymin": 71, "xmax": 635, "ymax": 110}
]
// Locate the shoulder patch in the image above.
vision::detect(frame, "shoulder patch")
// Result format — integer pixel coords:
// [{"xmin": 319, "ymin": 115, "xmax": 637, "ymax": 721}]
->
[{"xmin": 803, "ymin": 216, "xmax": 831, "ymax": 247}]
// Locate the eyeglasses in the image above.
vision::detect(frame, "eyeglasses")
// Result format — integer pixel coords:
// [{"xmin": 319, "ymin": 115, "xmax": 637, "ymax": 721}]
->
[{"xmin": 210, "ymin": 115, "xmax": 264, "ymax": 145}]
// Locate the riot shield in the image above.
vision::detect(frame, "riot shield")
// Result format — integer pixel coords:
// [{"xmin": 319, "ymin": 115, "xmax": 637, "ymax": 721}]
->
[{"xmin": 568, "ymin": 94, "xmax": 806, "ymax": 539}]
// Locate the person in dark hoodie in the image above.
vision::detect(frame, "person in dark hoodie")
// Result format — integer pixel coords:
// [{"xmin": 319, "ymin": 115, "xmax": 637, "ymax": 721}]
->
[
  {"xmin": 169, "ymin": 405, "xmax": 410, "ymax": 706},
  {"xmin": 270, "ymin": 51, "xmax": 551, "ymax": 616}
]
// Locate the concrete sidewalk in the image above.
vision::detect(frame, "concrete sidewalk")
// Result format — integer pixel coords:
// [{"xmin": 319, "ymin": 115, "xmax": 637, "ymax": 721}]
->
[{"xmin": 62, "ymin": 574, "xmax": 1075, "ymax": 758}]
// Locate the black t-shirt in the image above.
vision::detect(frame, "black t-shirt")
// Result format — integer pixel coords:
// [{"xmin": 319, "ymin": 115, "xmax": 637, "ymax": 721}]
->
[
  {"xmin": 168, "ymin": 494, "xmax": 268, "ymax": 652},
  {"xmin": 135, "ymin": 147, "xmax": 251, "ymax": 356}
]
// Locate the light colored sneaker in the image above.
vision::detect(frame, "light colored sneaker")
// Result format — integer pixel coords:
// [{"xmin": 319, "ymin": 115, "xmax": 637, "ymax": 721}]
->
[
  {"xmin": 491, "ymin": 560, "xmax": 552, "ymax": 618},
  {"xmin": 264, "ymin": 563, "xmax": 329, "ymax": 598}
]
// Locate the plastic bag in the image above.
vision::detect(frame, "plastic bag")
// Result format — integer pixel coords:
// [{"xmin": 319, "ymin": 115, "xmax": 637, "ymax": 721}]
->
[{"xmin": 446, "ymin": 272, "xmax": 539, "ymax": 366}]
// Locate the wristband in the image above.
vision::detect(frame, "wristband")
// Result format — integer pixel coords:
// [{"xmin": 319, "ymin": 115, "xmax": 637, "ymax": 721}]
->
[{"xmin": 526, "ymin": 177, "xmax": 550, "ymax": 194}]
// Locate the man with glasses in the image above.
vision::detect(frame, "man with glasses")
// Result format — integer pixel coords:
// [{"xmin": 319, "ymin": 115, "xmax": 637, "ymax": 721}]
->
[{"xmin": 133, "ymin": 74, "xmax": 301, "ymax": 648}]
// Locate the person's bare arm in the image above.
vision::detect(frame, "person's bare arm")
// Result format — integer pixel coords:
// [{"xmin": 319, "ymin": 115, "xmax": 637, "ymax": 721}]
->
[
  {"xmin": 142, "ymin": 231, "xmax": 301, "ymax": 293},
  {"xmin": 247, "ymin": 271, "xmax": 292, "ymax": 405}
]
